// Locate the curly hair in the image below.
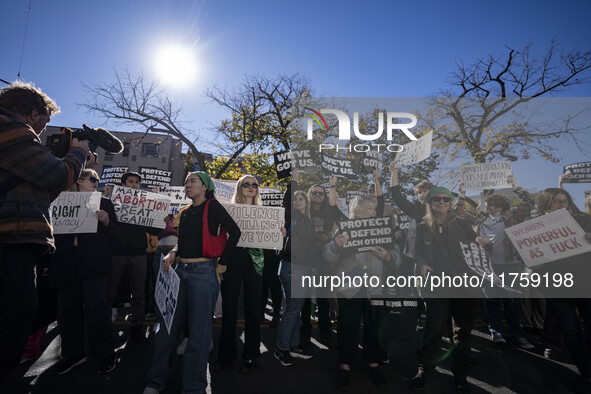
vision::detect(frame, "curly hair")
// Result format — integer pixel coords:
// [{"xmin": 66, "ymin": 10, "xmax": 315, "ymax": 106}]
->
[
  {"xmin": 0, "ymin": 81, "xmax": 60, "ymax": 117},
  {"xmin": 348, "ymin": 196, "xmax": 375, "ymax": 219},
  {"xmin": 485, "ymin": 194, "xmax": 510, "ymax": 212},
  {"xmin": 537, "ymin": 188, "xmax": 575, "ymax": 214}
]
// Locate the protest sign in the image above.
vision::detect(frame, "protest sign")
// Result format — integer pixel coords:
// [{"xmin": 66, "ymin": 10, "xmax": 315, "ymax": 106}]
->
[
  {"xmin": 458, "ymin": 241, "xmax": 513, "ymax": 291},
  {"xmin": 361, "ymin": 150, "xmax": 383, "ymax": 174},
  {"xmin": 337, "ymin": 198, "xmax": 349, "ymax": 217},
  {"xmin": 155, "ymin": 257, "xmax": 180, "ymax": 334},
  {"xmin": 111, "ymin": 186, "xmax": 170, "ymax": 228},
  {"xmin": 338, "ymin": 216, "xmax": 393, "ymax": 252},
  {"xmin": 393, "ymin": 131, "xmax": 433, "ymax": 168},
  {"xmin": 563, "ymin": 162, "xmax": 591, "ymax": 183},
  {"xmin": 99, "ymin": 166, "xmax": 128, "ymax": 187},
  {"xmin": 158, "ymin": 186, "xmax": 192, "ymax": 215},
  {"xmin": 140, "ymin": 168, "xmax": 173, "ymax": 187},
  {"xmin": 319, "ymin": 154, "xmax": 356, "ymax": 180},
  {"xmin": 396, "ymin": 213, "xmax": 411, "ymax": 230},
  {"xmin": 346, "ymin": 191, "xmax": 366, "ymax": 207},
  {"xmin": 260, "ymin": 187, "xmax": 284, "ymax": 207},
  {"xmin": 504, "ymin": 208, "xmax": 591, "ymax": 267},
  {"xmin": 221, "ymin": 203, "xmax": 285, "ymax": 249},
  {"xmin": 50, "ymin": 192, "xmax": 101, "ymax": 234},
  {"xmin": 273, "ymin": 150, "xmax": 316, "ymax": 179},
  {"xmin": 460, "ymin": 161, "xmax": 513, "ymax": 190},
  {"xmin": 212, "ymin": 179, "xmax": 237, "ymax": 203}
]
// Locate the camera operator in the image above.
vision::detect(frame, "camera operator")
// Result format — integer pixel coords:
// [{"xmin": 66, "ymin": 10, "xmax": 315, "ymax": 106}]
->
[{"xmin": 0, "ymin": 81, "xmax": 90, "ymax": 381}]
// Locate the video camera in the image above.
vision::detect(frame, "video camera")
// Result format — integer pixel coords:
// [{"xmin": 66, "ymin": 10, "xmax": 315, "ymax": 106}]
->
[{"xmin": 50, "ymin": 124, "xmax": 124, "ymax": 158}]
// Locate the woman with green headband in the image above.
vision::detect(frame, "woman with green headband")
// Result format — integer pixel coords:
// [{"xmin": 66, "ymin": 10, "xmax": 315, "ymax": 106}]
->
[
  {"xmin": 145, "ymin": 171, "xmax": 241, "ymax": 394},
  {"xmin": 409, "ymin": 186, "xmax": 491, "ymax": 394}
]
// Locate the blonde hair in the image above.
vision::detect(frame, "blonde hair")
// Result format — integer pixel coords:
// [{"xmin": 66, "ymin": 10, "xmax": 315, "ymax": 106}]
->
[
  {"xmin": 423, "ymin": 197, "xmax": 456, "ymax": 231},
  {"xmin": 232, "ymin": 175, "xmax": 262, "ymax": 205},
  {"xmin": 70, "ymin": 169, "xmax": 99, "ymax": 192}
]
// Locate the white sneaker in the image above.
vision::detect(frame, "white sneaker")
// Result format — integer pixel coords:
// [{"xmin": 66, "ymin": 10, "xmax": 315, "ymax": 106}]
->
[
  {"xmin": 492, "ymin": 332, "xmax": 506, "ymax": 344},
  {"xmin": 111, "ymin": 308, "xmax": 117, "ymax": 322},
  {"xmin": 176, "ymin": 337, "xmax": 188, "ymax": 356}
]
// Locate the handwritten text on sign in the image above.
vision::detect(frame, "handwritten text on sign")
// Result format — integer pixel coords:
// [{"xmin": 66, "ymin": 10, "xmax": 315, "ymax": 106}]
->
[
  {"xmin": 158, "ymin": 186, "xmax": 192, "ymax": 215},
  {"xmin": 460, "ymin": 161, "xmax": 513, "ymax": 190},
  {"xmin": 394, "ymin": 131, "xmax": 433, "ymax": 168},
  {"xmin": 51, "ymin": 192, "xmax": 101, "ymax": 234},
  {"xmin": 155, "ymin": 257, "xmax": 180, "ymax": 335},
  {"xmin": 111, "ymin": 186, "xmax": 170, "ymax": 228},
  {"xmin": 504, "ymin": 208, "xmax": 591, "ymax": 267},
  {"xmin": 222, "ymin": 203, "xmax": 285, "ymax": 249},
  {"xmin": 339, "ymin": 216, "xmax": 394, "ymax": 252}
]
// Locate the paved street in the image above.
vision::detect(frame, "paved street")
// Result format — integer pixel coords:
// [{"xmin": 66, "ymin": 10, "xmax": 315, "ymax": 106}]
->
[{"xmin": 1, "ymin": 309, "xmax": 582, "ymax": 394}]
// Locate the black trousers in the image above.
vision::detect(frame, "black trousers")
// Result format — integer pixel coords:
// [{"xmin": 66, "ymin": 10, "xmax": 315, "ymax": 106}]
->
[
  {"xmin": 301, "ymin": 297, "xmax": 332, "ymax": 337},
  {"xmin": 419, "ymin": 298, "xmax": 477, "ymax": 380},
  {"xmin": 260, "ymin": 250, "xmax": 282, "ymax": 318},
  {"xmin": 218, "ymin": 249, "xmax": 263, "ymax": 361},
  {"xmin": 57, "ymin": 275, "xmax": 114, "ymax": 358},
  {"xmin": 337, "ymin": 297, "xmax": 384, "ymax": 365},
  {"xmin": 0, "ymin": 245, "xmax": 43, "ymax": 381}
]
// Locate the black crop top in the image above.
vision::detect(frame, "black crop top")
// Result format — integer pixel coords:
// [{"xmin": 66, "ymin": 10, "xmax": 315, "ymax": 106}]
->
[{"xmin": 176, "ymin": 199, "xmax": 241, "ymax": 265}]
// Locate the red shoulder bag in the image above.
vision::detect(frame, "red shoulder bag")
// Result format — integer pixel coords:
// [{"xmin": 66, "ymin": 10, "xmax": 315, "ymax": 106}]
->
[{"xmin": 202, "ymin": 199, "xmax": 228, "ymax": 259}]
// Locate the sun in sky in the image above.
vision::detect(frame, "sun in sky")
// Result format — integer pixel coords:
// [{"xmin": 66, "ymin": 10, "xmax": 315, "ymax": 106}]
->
[{"xmin": 153, "ymin": 43, "xmax": 198, "ymax": 87}]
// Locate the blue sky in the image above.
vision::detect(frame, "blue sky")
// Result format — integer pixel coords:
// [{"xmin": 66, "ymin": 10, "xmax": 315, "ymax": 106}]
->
[{"xmin": 1, "ymin": 0, "xmax": 590, "ymax": 205}]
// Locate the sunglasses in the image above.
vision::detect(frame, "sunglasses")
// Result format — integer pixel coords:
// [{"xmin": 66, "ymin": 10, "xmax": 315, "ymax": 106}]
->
[
  {"xmin": 88, "ymin": 176, "xmax": 100, "ymax": 184},
  {"xmin": 311, "ymin": 191, "xmax": 325, "ymax": 196},
  {"xmin": 241, "ymin": 182, "xmax": 259, "ymax": 189},
  {"xmin": 431, "ymin": 196, "xmax": 451, "ymax": 203}
]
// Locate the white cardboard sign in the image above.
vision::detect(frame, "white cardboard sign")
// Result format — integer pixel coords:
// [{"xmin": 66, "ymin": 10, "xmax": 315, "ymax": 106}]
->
[{"xmin": 50, "ymin": 192, "xmax": 102, "ymax": 234}]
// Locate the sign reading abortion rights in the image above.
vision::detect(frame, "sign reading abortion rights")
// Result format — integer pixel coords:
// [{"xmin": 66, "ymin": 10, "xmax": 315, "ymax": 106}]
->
[
  {"xmin": 563, "ymin": 161, "xmax": 591, "ymax": 183},
  {"xmin": 460, "ymin": 161, "xmax": 513, "ymax": 190},
  {"xmin": 320, "ymin": 154, "xmax": 356, "ymax": 180},
  {"xmin": 158, "ymin": 186, "xmax": 192, "ymax": 215},
  {"xmin": 222, "ymin": 203, "xmax": 285, "ymax": 249},
  {"xmin": 140, "ymin": 168, "xmax": 173, "ymax": 187},
  {"xmin": 504, "ymin": 208, "xmax": 591, "ymax": 267},
  {"xmin": 273, "ymin": 149, "xmax": 316, "ymax": 179},
  {"xmin": 50, "ymin": 192, "xmax": 102, "ymax": 234},
  {"xmin": 339, "ymin": 216, "xmax": 394, "ymax": 252},
  {"xmin": 111, "ymin": 186, "xmax": 170, "ymax": 228},
  {"xmin": 155, "ymin": 257, "xmax": 180, "ymax": 334},
  {"xmin": 393, "ymin": 131, "xmax": 433, "ymax": 168},
  {"xmin": 100, "ymin": 166, "xmax": 128, "ymax": 186}
]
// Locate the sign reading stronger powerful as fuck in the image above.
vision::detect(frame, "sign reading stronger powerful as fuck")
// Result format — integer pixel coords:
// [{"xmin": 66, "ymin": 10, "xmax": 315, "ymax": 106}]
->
[
  {"xmin": 338, "ymin": 216, "xmax": 394, "ymax": 252},
  {"xmin": 504, "ymin": 208, "xmax": 591, "ymax": 267},
  {"xmin": 111, "ymin": 186, "xmax": 170, "ymax": 229}
]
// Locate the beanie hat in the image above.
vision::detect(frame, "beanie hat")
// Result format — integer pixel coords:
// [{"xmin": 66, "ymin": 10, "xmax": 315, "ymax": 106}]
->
[{"xmin": 423, "ymin": 186, "xmax": 454, "ymax": 203}]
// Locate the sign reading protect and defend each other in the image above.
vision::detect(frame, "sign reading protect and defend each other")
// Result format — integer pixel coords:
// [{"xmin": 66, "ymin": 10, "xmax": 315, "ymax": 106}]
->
[{"xmin": 338, "ymin": 216, "xmax": 394, "ymax": 252}]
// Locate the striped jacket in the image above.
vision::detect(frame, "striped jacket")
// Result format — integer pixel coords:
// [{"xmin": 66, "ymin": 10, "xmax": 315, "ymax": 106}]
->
[{"xmin": 0, "ymin": 110, "xmax": 87, "ymax": 251}]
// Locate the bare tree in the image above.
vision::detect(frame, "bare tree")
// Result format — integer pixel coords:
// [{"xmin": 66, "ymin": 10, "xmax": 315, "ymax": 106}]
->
[
  {"xmin": 421, "ymin": 40, "xmax": 591, "ymax": 164},
  {"xmin": 205, "ymin": 73, "xmax": 311, "ymax": 178},
  {"xmin": 81, "ymin": 68, "xmax": 208, "ymax": 171}
]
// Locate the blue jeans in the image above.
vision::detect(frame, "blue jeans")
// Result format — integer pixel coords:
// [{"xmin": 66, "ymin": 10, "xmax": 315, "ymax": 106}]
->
[
  {"xmin": 276, "ymin": 261, "xmax": 310, "ymax": 351},
  {"xmin": 146, "ymin": 260, "xmax": 219, "ymax": 393}
]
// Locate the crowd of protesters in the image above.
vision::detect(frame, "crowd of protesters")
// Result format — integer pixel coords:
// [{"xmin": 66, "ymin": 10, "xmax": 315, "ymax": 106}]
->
[{"xmin": 2, "ymin": 81, "xmax": 591, "ymax": 394}]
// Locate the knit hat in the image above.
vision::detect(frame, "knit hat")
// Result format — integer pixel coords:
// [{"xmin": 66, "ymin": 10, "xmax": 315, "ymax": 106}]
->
[
  {"xmin": 194, "ymin": 172, "xmax": 215, "ymax": 192},
  {"xmin": 423, "ymin": 186, "xmax": 454, "ymax": 203}
]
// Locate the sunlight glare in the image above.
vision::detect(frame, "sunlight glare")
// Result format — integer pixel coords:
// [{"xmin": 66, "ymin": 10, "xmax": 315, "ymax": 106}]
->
[{"xmin": 153, "ymin": 44, "xmax": 198, "ymax": 87}]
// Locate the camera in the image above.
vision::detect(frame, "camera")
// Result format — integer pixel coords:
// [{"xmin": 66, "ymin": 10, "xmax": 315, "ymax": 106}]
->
[{"xmin": 50, "ymin": 124, "xmax": 124, "ymax": 158}]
